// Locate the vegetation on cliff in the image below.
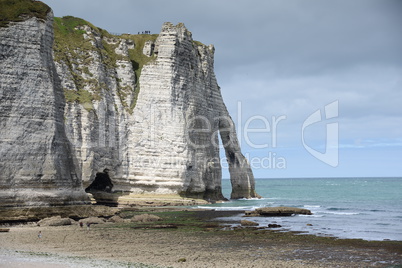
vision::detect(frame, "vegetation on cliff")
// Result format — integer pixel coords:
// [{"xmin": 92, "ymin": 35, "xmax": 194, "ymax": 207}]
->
[
  {"xmin": 53, "ymin": 16, "xmax": 104, "ymax": 108},
  {"xmin": 0, "ymin": 0, "xmax": 51, "ymax": 27},
  {"xmin": 53, "ymin": 16, "xmax": 157, "ymax": 113},
  {"xmin": 121, "ymin": 33, "xmax": 158, "ymax": 111}
]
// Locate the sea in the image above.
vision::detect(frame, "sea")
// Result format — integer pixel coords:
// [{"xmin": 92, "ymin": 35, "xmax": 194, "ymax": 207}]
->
[{"xmin": 196, "ymin": 177, "xmax": 402, "ymax": 241}]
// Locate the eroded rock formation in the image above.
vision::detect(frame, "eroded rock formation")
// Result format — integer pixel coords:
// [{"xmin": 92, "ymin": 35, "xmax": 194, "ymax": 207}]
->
[
  {"xmin": 56, "ymin": 20, "xmax": 259, "ymax": 201},
  {"xmin": 0, "ymin": 1, "xmax": 259, "ymax": 214},
  {"xmin": 0, "ymin": 12, "xmax": 89, "ymax": 210}
]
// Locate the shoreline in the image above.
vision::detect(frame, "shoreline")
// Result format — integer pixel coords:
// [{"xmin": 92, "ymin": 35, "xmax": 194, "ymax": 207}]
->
[{"xmin": 1, "ymin": 208, "xmax": 401, "ymax": 268}]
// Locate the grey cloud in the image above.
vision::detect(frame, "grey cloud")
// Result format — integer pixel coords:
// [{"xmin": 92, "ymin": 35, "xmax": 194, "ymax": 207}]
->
[
  {"xmin": 40, "ymin": 0, "xmax": 402, "ymax": 176},
  {"xmin": 44, "ymin": 0, "xmax": 402, "ymax": 73}
]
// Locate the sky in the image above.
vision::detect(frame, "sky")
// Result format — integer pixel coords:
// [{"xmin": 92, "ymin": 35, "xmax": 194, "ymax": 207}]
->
[{"xmin": 41, "ymin": 0, "xmax": 402, "ymax": 178}]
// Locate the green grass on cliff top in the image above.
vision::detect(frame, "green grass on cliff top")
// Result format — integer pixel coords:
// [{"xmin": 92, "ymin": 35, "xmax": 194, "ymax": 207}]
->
[
  {"xmin": 53, "ymin": 16, "xmax": 99, "ymax": 107},
  {"xmin": 53, "ymin": 16, "xmax": 158, "ymax": 113},
  {"xmin": 0, "ymin": 0, "xmax": 51, "ymax": 27},
  {"xmin": 121, "ymin": 33, "xmax": 158, "ymax": 111}
]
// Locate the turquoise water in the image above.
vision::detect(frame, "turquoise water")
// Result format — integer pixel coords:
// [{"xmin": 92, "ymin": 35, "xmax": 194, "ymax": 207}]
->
[{"xmin": 197, "ymin": 177, "xmax": 402, "ymax": 241}]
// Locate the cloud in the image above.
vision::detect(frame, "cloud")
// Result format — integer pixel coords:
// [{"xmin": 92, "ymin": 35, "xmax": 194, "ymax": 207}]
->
[
  {"xmin": 44, "ymin": 0, "xmax": 402, "ymax": 72},
  {"xmin": 41, "ymin": 0, "xmax": 402, "ymax": 176}
]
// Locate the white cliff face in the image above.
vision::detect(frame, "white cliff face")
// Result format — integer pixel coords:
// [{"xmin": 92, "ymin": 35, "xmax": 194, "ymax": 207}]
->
[
  {"xmin": 0, "ymin": 1, "xmax": 258, "ymax": 219},
  {"xmin": 55, "ymin": 23, "xmax": 136, "ymax": 188},
  {"xmin": 55, "ymin": 20, "xmax": 259, "ymax": 200},
  {"xmin": 128, "ymin": 23, "xmax": 258, "ymax": 199},
  {"xmin": 0, "ymin": 13, "xmax": 89, "ymax": 207},
  {"xmin": 126, "ymin": 23, "xmax": 223, "ymax": 198}
]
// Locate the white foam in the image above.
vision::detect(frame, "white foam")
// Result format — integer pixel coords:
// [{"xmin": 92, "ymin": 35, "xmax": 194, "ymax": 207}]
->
[
  {"xmin": 196, "ymin": 206, "xmax": 250, "ymax": 211},
  {"xmin": 322, "ymin": 211, "xmax": 360, "ymax": 215},
  {"xmin": 299, "ymin": 214, "xmax": 323, "ymax": 218}
]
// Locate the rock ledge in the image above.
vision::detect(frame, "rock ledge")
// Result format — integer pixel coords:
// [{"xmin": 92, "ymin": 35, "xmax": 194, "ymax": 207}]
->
[{"xmin": 245, "ymin": 207, "xmax": 312, "ymax": 217}]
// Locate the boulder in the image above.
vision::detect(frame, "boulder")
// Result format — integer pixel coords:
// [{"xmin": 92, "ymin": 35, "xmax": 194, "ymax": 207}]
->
[
  {"xmin": 130, "ymin": 214, "xmax": 162, "ymax": 223},
  {"xmin": 257, "ymin": 207, "xmax": 312, "ymax": 216},
  {"xmin": 267, "ymin": 224, "xmax": 282, "ymax": 228},
  {"xmin": 107, "ymin": 215, "xmax": 126, "ymax": 223},
  {"xmin": 240, "ymin": 220, "xmax": 259, "ymax": 227},
  {"xmin": 81, "ymin": 217, "xmax": 106, "ymax": 224},
  {"xmin": 244, "ymin": 210, "xmax": 260, "ymax": 217},
  {"xmin": 37, "ymin": 216, "xmax": 73, "ymax": 226}
]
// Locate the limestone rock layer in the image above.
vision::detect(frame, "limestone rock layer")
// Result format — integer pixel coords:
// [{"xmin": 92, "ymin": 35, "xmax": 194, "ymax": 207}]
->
[
  {"xmin": 0, "ymin": 13, "xmax": 89, "ymax": 208},
  {"xmin": 0, "ymin": 8, "xmax": 258, "ymax": 207},
  {"xmin": 56, "ymin": 20, "xmax": 259, "ymax": 200}
]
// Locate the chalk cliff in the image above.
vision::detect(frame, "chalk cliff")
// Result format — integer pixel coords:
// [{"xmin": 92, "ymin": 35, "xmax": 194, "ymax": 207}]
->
[
  {"xmin": 55, "ymin": 18, "xmax": 259, "ymax": 201},
  {"xmin": 0, "ymin": 1, "xmax": 259, "ymax": 212},
  {"xmin": 0, "ymin": 11, "xmax": 89, "ymax": 210}
]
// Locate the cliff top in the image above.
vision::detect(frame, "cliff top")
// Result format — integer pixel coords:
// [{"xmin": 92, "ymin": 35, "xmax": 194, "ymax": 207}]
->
[
  {"xmin": 0, "ymin": 0, "xmax": 51, "ymax": 27},
  {"xmin": 53, "ymin": 17, "xmax": 213, "ymax": 113},
  {"xmin": 53, "ymin": 15, "xmax": 159, "ymax": 112}
]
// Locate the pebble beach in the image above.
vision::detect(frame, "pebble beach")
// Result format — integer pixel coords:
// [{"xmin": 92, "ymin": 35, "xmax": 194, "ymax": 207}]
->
[{"xmin": 1, "ymin": 210, "xmax": 401, "ymax": 268}]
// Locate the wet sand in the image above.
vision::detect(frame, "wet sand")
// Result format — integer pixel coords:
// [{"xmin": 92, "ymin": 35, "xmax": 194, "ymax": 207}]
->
[{"xmin": 1, "ymin": 210, "xmax": 401, "ymax": 268}]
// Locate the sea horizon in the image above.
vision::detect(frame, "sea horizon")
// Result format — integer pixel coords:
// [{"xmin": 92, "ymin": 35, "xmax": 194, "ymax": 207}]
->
[{"xmin": 223, "ymin": 176, "xmax": 402, "ymax": 180}]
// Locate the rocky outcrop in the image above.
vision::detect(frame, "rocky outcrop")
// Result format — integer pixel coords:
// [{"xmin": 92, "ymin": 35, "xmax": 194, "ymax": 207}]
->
[
  {"xmin": 80, "ymin": 217, "xmax": 106, "ymax": 225},
  {"xmin": 125, "ymin": 22, "xmax": 259, "ymax": 200},
  {"xmin": 0, "ymin": 11, "xmax": 89, "ymax": 210},
  {"xmin": 37, "ymin": 216, "xmax": 73, "ymax": 226},
  {"xmin": 267, "ymin": 224, "xmax": 282, "ymax": 228},
  {"xmin": 0, "ymin": 1, "xmax": 259, "ymax": 214},
  {"xmin": 108, "ymin": 215, "xmax": 125, "ymax": 223},
  {"xmin": 130, "ymin": 214, "xmax": 162, "ymax": 223},
  {"xmin": 55, "ymin": 20, "xmax": 259, "ymax": 201},
  {"xmin": 245, "ymin": 207, "xmax": 313, "ymax": 217}
]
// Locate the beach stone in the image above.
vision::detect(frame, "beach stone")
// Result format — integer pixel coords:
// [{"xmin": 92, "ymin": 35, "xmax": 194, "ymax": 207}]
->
[
  {"xmin": 268, "ymin": 224, "xmax": 282, "ymax": 228},
  {"xmin": 131, "ymin": 214, "xmax": 162, "ymax": 223},
  {"xmin": 244, "ymin": 210, "xmax": 260, "ymax": 217},
  {"xmin": 37, "ymin": 216, "xmax": 73, "ymax": 226},
  {"xmin": 108, "ymin": 215, "xmax": 125, "ymax": 223},
  {"xmin": 178, "ymin": 258, "xmax": 186, "ymax": 263},
  {"xmin": 81, "ymin": 217, "xmax": 106, "ymax": 224},
  {"xmin": 241, "ymin": 220, "xmax": 259, "ymax": 226},
  {"xmin": 254, "ymin": 207, "xmax": 312, "ymax": 217}
]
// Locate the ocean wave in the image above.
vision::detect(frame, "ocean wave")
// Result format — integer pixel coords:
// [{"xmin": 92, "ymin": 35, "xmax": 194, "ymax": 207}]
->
[
  {"xmin": 321, "ymin": 211, "xmax": 360, "ymax": 215},
  {"xmin": 375, "ymin": 223, "xmax": 391, "ymax": 226},
  {"xmin": 196, "ymin": 206, "xmax": 253, "ymax": 211},
  {"xmin": 303, "ymin": 205, "xmax": 321, "ymax": 208},
  {"xmin": 327, "ymin": 207, "xmax": 351, "ymax": 211},
  {"xmin": 238, "ymin": 197, "xmax": 270, "ymax": 201},
  {"xmin": 299, "ymin": 214, "xmax": 323, "ymax": 218}
]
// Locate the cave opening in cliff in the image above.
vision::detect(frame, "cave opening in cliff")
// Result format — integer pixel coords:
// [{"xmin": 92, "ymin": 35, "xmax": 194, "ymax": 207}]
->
[
  {"xmin": 85, "ymin": 168, "xmax": 114, "ymax": 193},
  {"xmin": 84, "ymin": 168, "xmax": 119, "ymax": 206}
]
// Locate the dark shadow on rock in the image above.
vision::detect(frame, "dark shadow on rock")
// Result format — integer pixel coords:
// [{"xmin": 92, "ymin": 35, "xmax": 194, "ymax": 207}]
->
[
  {"xmin": 85, "ymin": 169, "xmax": 114, "ymax": 193},
  {"xmin": 85, "ymin": 169, "xmax": 121, "ymax": 206}
]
